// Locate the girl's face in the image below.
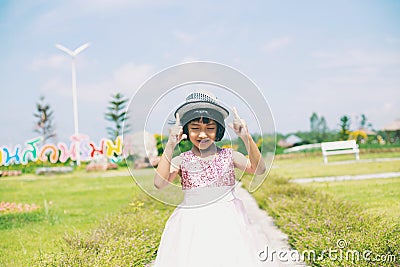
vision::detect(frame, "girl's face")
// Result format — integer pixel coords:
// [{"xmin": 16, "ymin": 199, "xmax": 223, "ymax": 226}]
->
[{"xmin": 187, "ymin": 118, "xmax": 217, "ymax": 150}]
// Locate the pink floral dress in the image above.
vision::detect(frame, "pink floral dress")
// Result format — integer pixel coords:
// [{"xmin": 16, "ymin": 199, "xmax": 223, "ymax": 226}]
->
[{"xmin": 153, "ymin": 148, "xmax": 266, "ymax": 267}]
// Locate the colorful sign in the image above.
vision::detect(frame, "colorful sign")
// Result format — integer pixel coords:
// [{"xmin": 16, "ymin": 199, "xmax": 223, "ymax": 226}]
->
[{"xmin": 0, "ymin": 134, "xmax": 123, "ymax": 166}]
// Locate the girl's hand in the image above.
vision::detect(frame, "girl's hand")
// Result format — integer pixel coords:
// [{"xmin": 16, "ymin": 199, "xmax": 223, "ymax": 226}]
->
[
  {"xmin": 168, "ymin": 113, "xmax": 187, "ymax": 147},
  {"xmin": 228, "ymin": 107, "xmax": 249, "ymax": 139}
]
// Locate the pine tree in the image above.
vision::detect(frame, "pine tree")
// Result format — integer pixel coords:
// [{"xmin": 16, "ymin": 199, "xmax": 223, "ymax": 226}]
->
[
  {"xmin": 105, "ymin": 93, "xmax": 130, "ymax": 140},
  {"xmin": 33, "ymin": 96, "xmax": 56, "ymax": 143},
  {"xmin": 339, "ymin": 115, "xmax": 351, "ymax": 140}
]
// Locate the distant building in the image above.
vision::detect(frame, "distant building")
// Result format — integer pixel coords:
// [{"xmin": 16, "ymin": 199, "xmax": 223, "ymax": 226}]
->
[
  {"xmin": 383, "ymin": 119, "xmax": 400, "ymax": 131},
  {"xmin": 278, "ymin": 134, "xmax": 303, "ymax": 148}
]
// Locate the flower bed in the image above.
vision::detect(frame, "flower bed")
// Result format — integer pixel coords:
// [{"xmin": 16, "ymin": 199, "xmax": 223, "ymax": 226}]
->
[{"xmin": 0, "ymin": 202, "xmax": 39, "ymax": 214}]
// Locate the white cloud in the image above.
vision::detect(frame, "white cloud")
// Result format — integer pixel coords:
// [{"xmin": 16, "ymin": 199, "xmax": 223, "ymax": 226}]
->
[
  {"xmin": 31, "ymin": 55, "xmax": 69, "ymax": 71},
  {"xmin": 179, "ymin": 57, "xmax": 199, "ymax": 63},
  {"xmin": 76, "ymin": 0, "xmax": 145, "ymax": 10},
  {"xmin": 36, "ymin": 62, "xmax": 156, "ymax": 143},
  {"xmin": 33, "ymin": 0, "xmax": 173, "ymax": 24},
  {"xmin": 173, "ymin": 30, "xmax": 196, "ymax": 44},
  {"xmin": 368, "ymin": 98, "xmax": 400, "ymax": 129},
  {"xmin": 76, "ymin": 62, "xmax": 155, "ymax": 103},
  {"xmin": 385, "ymin": 36, "xmax": 400, "ymax": 45},
  {"xmin": 383, "ymin": 102, "xmax": 394, "ymax": 111},
  {"xmin": 31, "ymin": 0, "xmax": 175, "ymax": 35},
  {"xmin": 312, "ymin": 49, "xmax": 400, "ymax": 69},
  {"xmin": 298, "ymin": 74, "xmax": 400, "ymax": 131},
  {"xmin": 262, "ymin": 36, "xmax": 292, "ymax": 53},
  {"xmin": 72, "ymin": 0, "xmax": 173, "ymax": 12},
  {"xmin": 40, "ymin": 77, "xmax": 70, "ymax": 96},
  {"xmin": 112, "ymin": 63, "xmax": 155, "ymax": 93},
  {"xmin": 31, "ymin": 52, "xmax": 91, "ymax": 71},
  {"xmin": 38, "ymin": 62, "xmax": 155, "ymax": 103}
]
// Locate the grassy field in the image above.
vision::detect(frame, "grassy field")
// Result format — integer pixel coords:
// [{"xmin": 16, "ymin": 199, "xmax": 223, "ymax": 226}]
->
[
  {"xmin": 243, "ymin": 150, "xmax": 400, "ymax": 266},
  {"xmin": 1, "ymin": 150, "xmax": 399, "ymax": 266},
  {"xmin": 271, "ymin": 151, "xmax": 400, "ymax": 179},
  {"xmin": 308, "ymin": 178, "xmax": 400, "ymax": 219},
  {"xmin": 269, "ymin": 151, "xmax": 400, "ymax": 221},
  {"xmin": 0, "ymin": 170, "xmax": 174, "ymax": 266},
  {"xmin": 268, "ymin": 152, "xmax": 400, "ymax": 218}
]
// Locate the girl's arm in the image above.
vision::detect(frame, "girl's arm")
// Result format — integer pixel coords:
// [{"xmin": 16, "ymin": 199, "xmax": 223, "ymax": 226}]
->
[
  {"xmin": 229, "ymin": 107, "xmax": 266, "ymax": 175},
  {"xmin": 232, "ymin": 135, "xmax": 266, "ymax": 175},
  {"xmin": 154, "ymin": 143, "xmax": 181, "ymax": 189},
  {"xmin": 154, "ymin": 114, "xmax": 187, "ymax": 189}
]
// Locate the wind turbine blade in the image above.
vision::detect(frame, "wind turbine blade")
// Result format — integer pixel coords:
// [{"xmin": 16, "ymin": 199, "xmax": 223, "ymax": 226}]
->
[
  {"xmin": 55, "ymin": 44, "xmax": 74, "ymax": 57},
  {"xmin": 74, "ymin": 42, "xmax": 90, "ymax": 55}
]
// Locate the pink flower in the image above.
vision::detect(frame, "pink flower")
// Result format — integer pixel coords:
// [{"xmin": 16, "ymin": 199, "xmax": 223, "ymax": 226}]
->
[{"xmin": 0, "ymin": 201, "xmax": 40, "ymax": 214}]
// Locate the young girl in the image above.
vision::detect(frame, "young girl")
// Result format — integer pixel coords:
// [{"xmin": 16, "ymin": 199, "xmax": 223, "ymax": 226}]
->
[{"xmin": 153, "ymin": 91, "xmax": 268, "ymax": 267}]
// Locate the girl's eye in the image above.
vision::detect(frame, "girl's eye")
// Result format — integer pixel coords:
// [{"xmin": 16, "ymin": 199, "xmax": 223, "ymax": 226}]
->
[{"xmin": 207, "ymin": 128, "xmax": 215, "ymax": 130}]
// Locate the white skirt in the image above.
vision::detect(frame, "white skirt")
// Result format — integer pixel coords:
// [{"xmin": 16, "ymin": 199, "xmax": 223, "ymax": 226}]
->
[{"xmin": 153, "ymin": 186, "xmax": 271, "ymax": 267}]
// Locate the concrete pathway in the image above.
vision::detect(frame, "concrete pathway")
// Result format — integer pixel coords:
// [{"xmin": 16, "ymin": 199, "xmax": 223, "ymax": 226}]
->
[
  {"xmin": 323, "ymin": 157, "xmax": 400, "ymax": 165},
  {"xmin": 290, "ymin": 172, "xmax": 400, "ymax": 184},
  {"xmin": 235, "ymin": 184, "xmax": 306, "ymax": 266}
]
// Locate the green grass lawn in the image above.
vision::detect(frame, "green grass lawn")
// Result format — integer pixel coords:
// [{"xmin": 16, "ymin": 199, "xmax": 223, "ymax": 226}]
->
[
  {"xmin": 0, "ymin": 170, "xmax": 165, "ymax": 266},
  {"xmin": 244, "ymin": 175, "xmax": 400, "ymax": 266},
  {"xmin": 243, "ymin": 150, "xmax": 400, "ymax": 266},
  {"xmin": 271, "ymin": 151, "xmax": 400, "ymax": 179},
  {"xmin": 307, "ymin": 178, "xmax": 400, "ymax": 220},
  {"xmin": 269, "ymin": 151, "xmax": 400, "ymax": 220}
]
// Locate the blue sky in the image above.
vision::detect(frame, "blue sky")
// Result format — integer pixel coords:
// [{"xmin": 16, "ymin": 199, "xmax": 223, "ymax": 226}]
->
[{"xmin": 1, "ymin": 0, "xmax": 399, "ymax": 146}]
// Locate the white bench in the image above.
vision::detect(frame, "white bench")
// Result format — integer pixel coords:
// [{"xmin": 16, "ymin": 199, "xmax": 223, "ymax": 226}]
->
[{"xmin": 321, "ymin": 140, "xmax": 360, "ymax": 164}]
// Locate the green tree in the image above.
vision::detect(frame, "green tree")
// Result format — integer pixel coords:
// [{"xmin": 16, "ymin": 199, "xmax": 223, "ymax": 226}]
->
[
  {"xmin": 310, "ymin": 112, "xmax": 328, "ymax": 142},
  {"xmin": 154, "ymin": 134, "xmax": 169, "ymax": 156},
  {"xmin": 310, "ymin": 112, "xmax": 319, "ymax": 134},
  {"xmin": 33, "ymin": 95, "xmax": 56, "ymax": 143},
  {"xmin": 105, "ymin": 93, "xmax": 130, "ymax": 140},
  {"xmin": 339, "ymin": 115, "xmax": 351, "ymax": 140},
  {"xmin": 358, "ymin": 114, "xmax": 373, "ymax": 129}
]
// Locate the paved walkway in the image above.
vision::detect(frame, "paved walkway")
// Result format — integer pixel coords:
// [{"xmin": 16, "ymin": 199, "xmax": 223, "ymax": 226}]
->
[
  {"xmin": 291, "ymin": 172, "xmax": 400, "ymax": 184},
  {"xmin": 235, "ymin": 184, "xmax": 306, "ymax": 266},
  {"xmin": 323, "ymin": 157, "xmax": 400, "ymax": 165}
]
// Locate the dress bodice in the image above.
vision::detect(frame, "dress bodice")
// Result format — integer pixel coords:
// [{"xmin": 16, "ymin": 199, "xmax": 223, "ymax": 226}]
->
[{"xmin": 180, "ymin": 148, "xmax": 235, "ymax": 190}]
